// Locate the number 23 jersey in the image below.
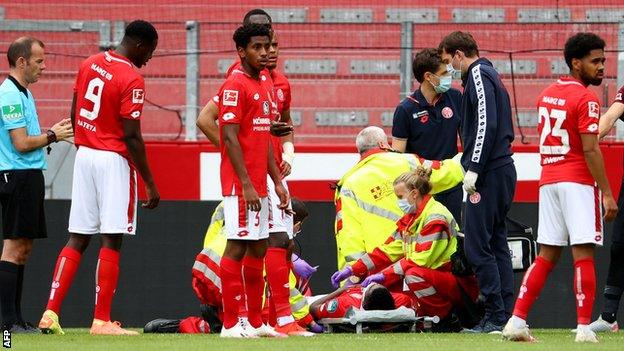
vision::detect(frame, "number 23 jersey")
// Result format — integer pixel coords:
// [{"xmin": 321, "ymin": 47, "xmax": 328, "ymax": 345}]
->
[
  {"xmin": 537, "ymin": 76, "xmax": 600, "ymax": 186},
  {"xmin": 74, "ymin": 50, "xmax": 145, "ymax": 158}
]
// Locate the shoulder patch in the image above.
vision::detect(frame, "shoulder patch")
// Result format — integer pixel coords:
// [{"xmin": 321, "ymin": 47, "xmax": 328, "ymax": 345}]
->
[
  {"xmin": 327, "ymin": 299, "xmax": 339, "ymax": 313},
  {"xmin": 1, "ymin": 104, "xmax": 23, "ymax": 121},
  {"xmin": 223, "ymin": 90, "xmax": 239, "ymax": 107}
]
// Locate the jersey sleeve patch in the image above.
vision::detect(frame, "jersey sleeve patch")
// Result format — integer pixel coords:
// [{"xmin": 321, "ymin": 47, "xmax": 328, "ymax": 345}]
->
[
  {"xmin": 132, "ymin": 89, "xmax": 145, "ymax": 104},
  {"xmin": 1, "ymin": 103, "xmax": 23, "ymax": 122},
  {"xmin": 222, "ymin": 90, "xmax": 239, "ymax": 107},
  {"xmin": 588, "ymin": 101, "xmax": 599, "ymax": 118}
]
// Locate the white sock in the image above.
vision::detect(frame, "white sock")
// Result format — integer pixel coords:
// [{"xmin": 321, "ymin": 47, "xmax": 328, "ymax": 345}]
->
[
  {"xmin": 510, "ymin": 315, "xmax": 527, "ymax": 328},
  {"xmin": 277, "ymin": 315, "xmax": 295, "ymax": 327}
]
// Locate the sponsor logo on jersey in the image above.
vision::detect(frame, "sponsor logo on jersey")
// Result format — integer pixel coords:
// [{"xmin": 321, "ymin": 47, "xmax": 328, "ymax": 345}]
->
[
  {"xmin": 253, "ymin": 93, "xmax": 260, "ymax": 101},
  {"xmin": 277, "ymin": 88, "xmax": 284, "ymax": 101},
  {"xmin": 412, "ymin": 110, "xmax": 428, "ymax": 119},
  {"xmin": 263, "ymin": 101, "xmax": 270, "ymax": 115},
  {"xmin": 441, "ymin": 107, "xmax": 454, "ymax": 119},
  {"xmin": 223, "ymin": 90, "xmax": 239, "ymax": 106},
  {"xmin": 132, "ymin": 89, "xmax": 144, "ymax": 104},
  {"xmin": 131, "ymin": 111, "xmax": 141, "ymax": 119},
  {"xmin": 588, "ymin": 101, "xmax": 599, "ymax": 118},
  {"xmin": 1, "ymin": 104, "xmax": 23, "ymax": 121},
  {"xmin": 469, "ymin": 192, "xmax": 481, "ymax": 204},
  {"xmin": 222, "ymin": 112, "xmax": 236, "ymax": 121},
  {"xmin": 587, "ymin": 123, "xmax": 598, "ymax": 132}
]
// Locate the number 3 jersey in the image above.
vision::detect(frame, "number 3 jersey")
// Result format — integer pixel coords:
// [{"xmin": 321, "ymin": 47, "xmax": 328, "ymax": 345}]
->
[
  {"xmin": 73, "ymin": 50, "xmax": 145, "ymax": 158},
  {"xmin": 537, "ymin": 76, "xmax": 600, "ymax": 186}
]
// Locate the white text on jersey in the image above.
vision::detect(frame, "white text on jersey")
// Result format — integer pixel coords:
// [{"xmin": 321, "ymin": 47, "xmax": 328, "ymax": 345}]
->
[
  {"xmin": 90, "ymin": 63, "xmax": 113, "ymax": 81},
  {"xmin": 77, "ymin": 119, "xmax": 96, "ymax": 132},
  {"xmin": 542, "ymin": 96, "xmax": 566, "ymax": 107}
]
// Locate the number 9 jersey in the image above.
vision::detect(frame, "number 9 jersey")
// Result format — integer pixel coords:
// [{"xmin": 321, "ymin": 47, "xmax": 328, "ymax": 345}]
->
[
  {"xmin": 73, "ymin": 50, "xmax": 145, "ymax": 159},
  {"xmin": 537, "ymin": 76, "xmax": 600, "ymax": 186}
]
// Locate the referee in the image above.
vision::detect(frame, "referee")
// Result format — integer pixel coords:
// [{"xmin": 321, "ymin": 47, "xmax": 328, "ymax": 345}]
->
[{"xmin": 0, "ymin": 37, "xmax": 72, "ymax": 333}]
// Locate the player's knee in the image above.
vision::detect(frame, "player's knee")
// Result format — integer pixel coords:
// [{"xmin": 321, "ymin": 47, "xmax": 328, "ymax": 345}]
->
[
  {"xmin": 101, "ymin": 234, "xmax": 123, "ymax": 251},
  {"xmin": 268, "ymin": 232, "xmax": 289, "ymax": 248},
  {"xmin": 67, "ymin": 234, "xmax": 91, "ymax": 253}
]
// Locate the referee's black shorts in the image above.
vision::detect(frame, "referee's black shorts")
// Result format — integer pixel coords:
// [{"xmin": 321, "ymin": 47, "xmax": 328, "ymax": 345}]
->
[{"xmin": 0, "ymin": 169, "xmax": 47, "ymax": 239}]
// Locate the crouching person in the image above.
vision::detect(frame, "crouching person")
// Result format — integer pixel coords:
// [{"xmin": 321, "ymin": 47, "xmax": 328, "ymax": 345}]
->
[{"xmin": 332, "ymin": 167, "xmax": 479, "ymax": 330}]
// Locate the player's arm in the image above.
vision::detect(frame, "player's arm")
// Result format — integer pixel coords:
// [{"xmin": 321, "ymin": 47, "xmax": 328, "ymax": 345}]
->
[
  {"xmin": 598, "ymin": 101, "xmax": 624, "ymax": 139},
  {"xmin": 268, "ymin": 141, "xmax": 289, "ymax": 209},
  {"xmin": 196, "ymin": 99, "xmax": 220, "ymax": 147},
  {"xmin": 123, "ymin": 119, "xmax": 159, "ymax": 209},
  {"xmin": 581, "ymin": 133, "xmax": 617, "ymax": 221},
  {"xmin": 309, "ymin": 286, "xmax": 349, "ymax": 318},
  {"xmin": 279, "ymin": 109, "xmax": 295, "ymax": 177},
  {"xmin": 391, "ymin": 104, "xmax": 409, "ymax": 153},
  {"xmin": 222, "ymin": 123, "xmax": 260, "ymax": 211}
]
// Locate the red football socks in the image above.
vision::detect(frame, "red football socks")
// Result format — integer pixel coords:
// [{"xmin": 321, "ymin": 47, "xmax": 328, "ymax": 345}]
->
[
  {"xmin": 512, "ymin": 256, "xmax": 554, "ymax": 319},
  {"xmin": 265, "ymin": 248, "xmax": 292, "ymax": 323},
  {"xmin": 242, "ymin": 256, "xmax": 265, "ymax": 328},
  {"xmin": 220, "ymin": 257, "xmax": 243, "ymax": 329},
  {"xmin": 46, "ymin": 247, "xmax": 82, "ymax": 314},
  {"xmin": 94, "ymin": 248, "xmax": 120, "ymax": 322},
  {"xmin": 574, "ymin": 258, "xmax": 596, "ymax": 325}
]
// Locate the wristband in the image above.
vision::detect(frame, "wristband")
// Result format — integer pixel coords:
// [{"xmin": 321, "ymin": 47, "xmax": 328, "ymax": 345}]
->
[
  {"xmin": 282, "ymin": 141, "xmax": 295, "ymax": 165},
  {"xmin": 46, "ymin": 129, "xmax": 57, "ymax": 145}
]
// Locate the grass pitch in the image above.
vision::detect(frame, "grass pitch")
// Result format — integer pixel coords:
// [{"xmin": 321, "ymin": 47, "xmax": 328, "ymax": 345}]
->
[{"xmin": 9, "ymin": 329, "xmax": 624, "ymax": 351}]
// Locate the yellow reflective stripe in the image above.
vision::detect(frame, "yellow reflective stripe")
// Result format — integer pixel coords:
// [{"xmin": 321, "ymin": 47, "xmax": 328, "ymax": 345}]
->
[
  {"xmin": 340, "ymin": 188, "xmax": 401, "ymax": 221},
  {"xmin": 192, "ymin": 260, "xmax": 222, "ymax": 289}
]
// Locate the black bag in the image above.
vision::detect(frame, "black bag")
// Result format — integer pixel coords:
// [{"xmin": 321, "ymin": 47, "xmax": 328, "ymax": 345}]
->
[
  {"xmin": 451, "ymin": 233, "xmax": 474, "ymax": 276},
  {"xmin": 506, "ymin": 217, "xmax": 537, "ymax": 272}
]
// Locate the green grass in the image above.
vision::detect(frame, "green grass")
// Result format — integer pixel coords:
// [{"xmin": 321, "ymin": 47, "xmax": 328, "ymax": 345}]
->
[{"xmin": 9, "ymin": 329, "xmax": 624, "ymax": 351}]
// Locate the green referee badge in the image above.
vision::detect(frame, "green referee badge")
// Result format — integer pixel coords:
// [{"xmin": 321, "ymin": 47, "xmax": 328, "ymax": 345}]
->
[{"xmin": 1, "ymin": 104, "xmax": 23, "ymax": 121}]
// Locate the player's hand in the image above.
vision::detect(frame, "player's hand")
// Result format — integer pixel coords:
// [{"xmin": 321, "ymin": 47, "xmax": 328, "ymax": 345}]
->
[
  {"xmin": 270, "ymin": 120, "xmax": 293, "ymax": 137},
  {"xmin": 331, "ymin": 266, "xmax": 353, "ymax": 288},
  {"xmin": 603, "ymin": 193, "xmax": 618, "ymax": 221},
  {"xmin": 463, "ymin": 170, "xmax": 478, "ymax": 195},
  {"xmin": 50, "ymin": 118, "xmax": 73, "ymax": 141},
  {"xmin": 242, "ymin": 182, "xmax": 261, "ymax": 212},
  {"xmin": 143, "ymin": 182, "xmax": 160, "ymax": 209},
  {"xmin": 274, "ymin": 182, "xmax": 290, "ymax": 210},
  {"xmin": 280, "ymin": 160, "xmax": 292, "ymax": 178}
]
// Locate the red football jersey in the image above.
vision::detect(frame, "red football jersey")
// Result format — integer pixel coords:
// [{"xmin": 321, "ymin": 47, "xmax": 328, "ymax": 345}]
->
[
  {"xmin": 269, "ymin": 69, "xmax": 292, "ymax": 167},
  {"xmin": 73, "ymin": 51, "xmax": 144, "ymax": 158},
  {"xmin": 537, "ymin": 76, "xmax": 600, "ymax": 186},
  {"xmin": 218, "ymin": 68, "xmax": 274, "ymax": 196},
  {"xmin": 314, "ymin": 286, "xmax": 414, "ymax": 319}
]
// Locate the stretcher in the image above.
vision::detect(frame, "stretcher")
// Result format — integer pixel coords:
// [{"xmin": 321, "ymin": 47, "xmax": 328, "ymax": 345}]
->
[{"xmin": 318, "ymin": 306, "xmax": 440, "ymax": 334}]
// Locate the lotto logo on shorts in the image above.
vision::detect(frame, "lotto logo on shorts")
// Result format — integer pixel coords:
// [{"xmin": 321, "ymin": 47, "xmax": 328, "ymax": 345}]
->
[{"xmin": 237, "ymin": 230, "xmax": 249, "ymax": 238}]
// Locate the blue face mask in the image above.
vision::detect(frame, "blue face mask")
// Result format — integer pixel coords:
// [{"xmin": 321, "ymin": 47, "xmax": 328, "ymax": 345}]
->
[
  {"xmin": 446, "ymin": 62, "xmax": 462, "ymax": 80},
  {"xmin": 432, "ymin": 74, "xmax": 452, "ymax": 94},
  {"xmin": 397, "ymin": 198, "xmax": 414, "ymax": 214}
]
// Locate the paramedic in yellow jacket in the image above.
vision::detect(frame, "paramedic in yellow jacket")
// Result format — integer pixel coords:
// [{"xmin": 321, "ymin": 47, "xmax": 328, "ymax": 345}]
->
[
  {"xmin": 332, "ymin": 167, "xmax": 479, "ymax": 321},
  {"xmin": 192, "ymin": 200, "xmax": 322, "ymax": 333},
  {"xmin": 335, "ymin": 126, "xmax": 463, "ymax": 271}
]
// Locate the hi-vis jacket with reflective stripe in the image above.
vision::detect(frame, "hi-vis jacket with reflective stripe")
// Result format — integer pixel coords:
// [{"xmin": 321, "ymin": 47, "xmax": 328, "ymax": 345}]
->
[
  {"xmin": 193, "ymin": 202, "xmax": 312, "ymax": 323},
  {"xmin": 334, "ymin": 149, "xmax": 463, "ymax": 270},
  {"xmin": 350, "ymin": 195, "xmax": 458, "ymax": 279}
]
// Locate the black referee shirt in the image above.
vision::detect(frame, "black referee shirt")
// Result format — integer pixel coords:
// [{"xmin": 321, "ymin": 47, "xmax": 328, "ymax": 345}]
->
[{"xmin": 391, "ymin": 88, "xmax": 462, "ymax": 160}]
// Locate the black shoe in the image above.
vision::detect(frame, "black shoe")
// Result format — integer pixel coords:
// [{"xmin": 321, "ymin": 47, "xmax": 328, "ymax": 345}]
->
[
  {"xmin": 3, "ymin": 322, "xmax": 40, "ymax": 334},
  {"xmin": 431, "ymin": 313, "xmax": 462, "ymax": 333},
  {"xmin": 461, "ymin": 320, "xmax": 504, "ymax": 334},
  {"xmin": 143, "ymin": 318, "xmax": 181, "ymax": 333},
  {"xmin": 200, "ymin": 304, "xmax": 222, "ymax": 333},
  {"xmin": 20, "ymin": 321, "xmax": 40, "ymax": 333}
]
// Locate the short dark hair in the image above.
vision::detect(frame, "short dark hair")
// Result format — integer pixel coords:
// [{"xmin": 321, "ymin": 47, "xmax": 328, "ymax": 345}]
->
[
  {"xmin": 564, "ymin": 32, "xmax": 606, "ymax": 70},
  {"xmin": 7, "ymin": 37, "xmax": 44, "ymax": 68},
  {"xmin": 361, "ymin": 285, "xmax": 396, "ymax": 311},
  {"xmin": 243, "ymin": 9, "xmax": 272, "ymax": 25},
  {"xmin": 233, "ymin": 23, "xmax": 271, "ymax": 49},
  {"xmin": 412, "ymin": 48, "xmax": 444, "ymax": 83},
  {"xmin": 438, "ymin": 31, "xmax": 479, "ymax": 58},
  {"xmin": 291, "ymin": 198, "xmax": 308, "ymax": 224},
  {"xmin": 124, "ymin": 20, "xmax": 158, "ymax": 44}
]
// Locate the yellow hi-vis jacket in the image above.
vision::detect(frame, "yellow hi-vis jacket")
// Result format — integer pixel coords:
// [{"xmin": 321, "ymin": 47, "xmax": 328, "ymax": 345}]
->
[
  {"xmin": 350, "ymin": 196, "xmax": 458, "ymax": 282},
  {"xmin": 334, "ymin": 149, "xmax": 463, "ymax": 270},
  {"xmin": 197, "ymin": 202, "xmax": 312, "ymax": 324}
]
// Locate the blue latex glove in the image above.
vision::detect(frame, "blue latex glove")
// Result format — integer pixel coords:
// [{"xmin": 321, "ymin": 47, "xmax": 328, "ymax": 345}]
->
[
  {"xmin": 331, "ymin": 266, "xmax": 353, "ymax": 288},
  {"xmin": 361, "ymin": 273, "xmax": 385, "ymax": 287},
  {"xmin": 308, "ymin": 321, "xmax": 325, "ymax": 333},
  {"xmin": 291, "ymin": 254, "xmax": 318, "ymax": 279}
]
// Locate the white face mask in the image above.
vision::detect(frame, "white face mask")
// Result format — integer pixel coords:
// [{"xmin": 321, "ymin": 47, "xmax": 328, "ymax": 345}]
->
[
  {"xmin": 432, "ymin": 74, "xmax": 452, "ymax": 93},
  {"xmin": 397, "ymin": 198, "xmax": 414, "ymax": 214}
]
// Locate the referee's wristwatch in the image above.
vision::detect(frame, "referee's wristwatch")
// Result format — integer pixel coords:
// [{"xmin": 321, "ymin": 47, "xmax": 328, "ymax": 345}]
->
[{"xmin": 46, "ymin": 129, "xmax": 57, "ymax": 145}]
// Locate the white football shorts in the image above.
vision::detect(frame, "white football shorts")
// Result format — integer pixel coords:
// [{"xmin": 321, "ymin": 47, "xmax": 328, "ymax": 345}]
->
[
  {"xmin": 223, "ymin": 195, "xmax": 269, "ymax": 240},
  {"xmin": 267, "ymin": 175, "xmax": 293, "ymax": 238}
]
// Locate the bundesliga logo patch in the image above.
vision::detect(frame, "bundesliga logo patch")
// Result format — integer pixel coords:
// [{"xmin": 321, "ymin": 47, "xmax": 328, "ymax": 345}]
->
[
  {"xmin": 588, "ymin": 101, "xmax": 599, "ymax": 118},
  {"xmin": 132, "ymin": 89, "xmax": 144, "ymax": 104},
  {"xmin": 223, "ymin": 90, "xmax": 239, "ymax": 106}
]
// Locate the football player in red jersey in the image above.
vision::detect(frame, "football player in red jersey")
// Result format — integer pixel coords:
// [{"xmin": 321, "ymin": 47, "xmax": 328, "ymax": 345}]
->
[
  {"xmin": 39, "ymin": 20, "xmax": 160, "ymax": 336},
  {"xmin": 217, "ymin": 24, "xmax": 289, "ymax": 338},
  {"xmin": 503, "ymin": 33, "xmax": 618, "ymax": 343}
]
